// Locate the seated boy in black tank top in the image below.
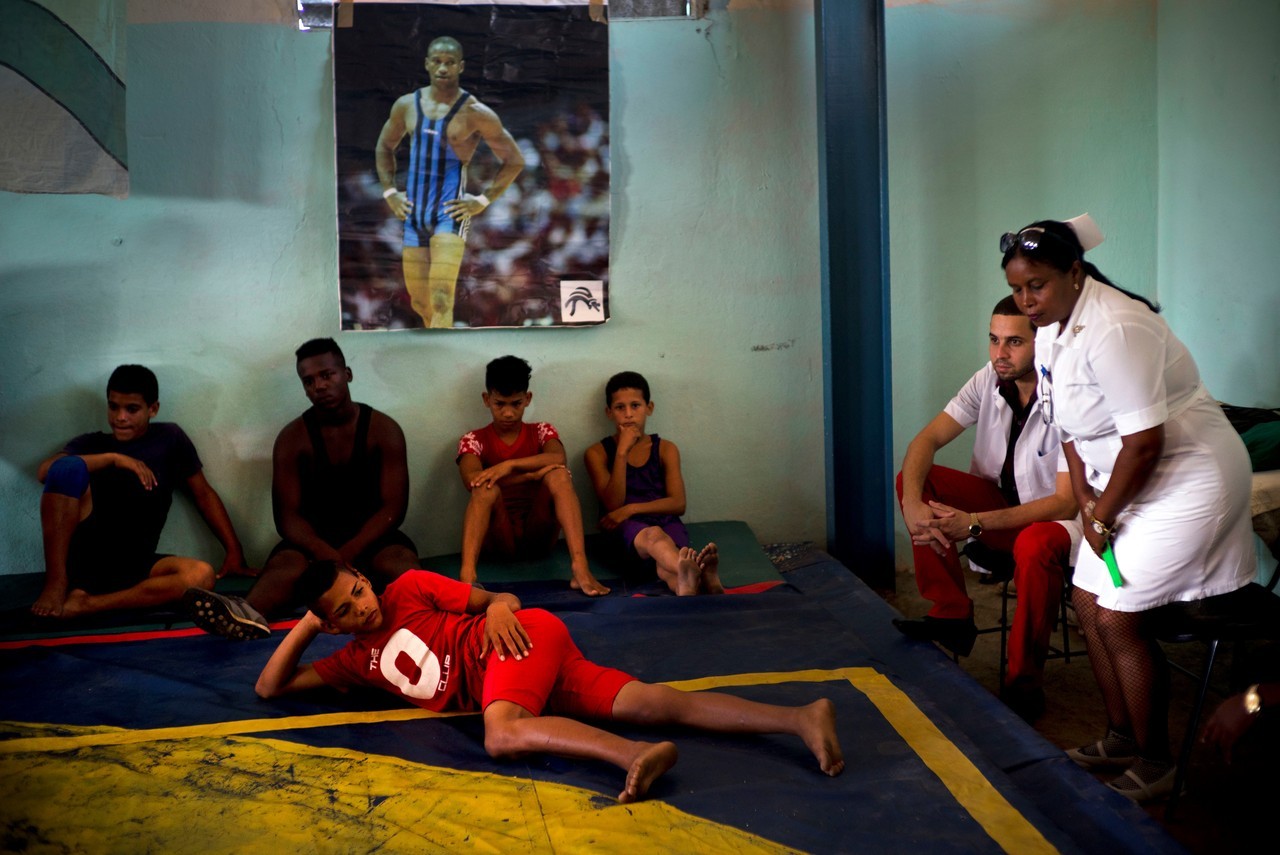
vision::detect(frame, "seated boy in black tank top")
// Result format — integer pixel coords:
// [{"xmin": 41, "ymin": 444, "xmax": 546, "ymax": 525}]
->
[{"xmin": 186, "ymin": 339, "xmax": 419, "ymax": 640}]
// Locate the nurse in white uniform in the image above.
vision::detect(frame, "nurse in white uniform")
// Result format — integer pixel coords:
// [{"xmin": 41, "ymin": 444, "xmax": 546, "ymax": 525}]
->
[{"xmin": 1001, "ymin": 214, "xmax": 1254, "ymax": 804}]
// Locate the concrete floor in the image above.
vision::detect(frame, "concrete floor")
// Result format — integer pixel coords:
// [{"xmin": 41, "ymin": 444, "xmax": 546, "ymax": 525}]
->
[{"xmin": 883, "ymin": 567, "xmax": 1272, "ymax": 855}]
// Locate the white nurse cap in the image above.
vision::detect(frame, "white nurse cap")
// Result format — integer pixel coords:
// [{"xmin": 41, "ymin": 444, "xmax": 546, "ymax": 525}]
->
[{"xmin": 1065, "ymin": 213, "xmax": 1105, "ymax": 252}]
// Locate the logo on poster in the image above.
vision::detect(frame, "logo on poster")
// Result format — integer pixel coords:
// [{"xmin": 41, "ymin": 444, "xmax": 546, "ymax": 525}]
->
[{"xmin": 560, "ymin": 281, "xmax": 605, "ymax": 323}]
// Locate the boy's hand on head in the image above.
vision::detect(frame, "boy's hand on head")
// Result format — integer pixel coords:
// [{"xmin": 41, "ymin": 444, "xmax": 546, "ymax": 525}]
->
[
  {"xmin": 299, "ymin": 610, "xmax": 326, "ymax": 633},
  {"xmin": 114, "ymin": 454, "xmax": 157, "ymax": 490},
  {"xmin": 481, "ymin": 602, "xmax": 532, "ymax": 661}
]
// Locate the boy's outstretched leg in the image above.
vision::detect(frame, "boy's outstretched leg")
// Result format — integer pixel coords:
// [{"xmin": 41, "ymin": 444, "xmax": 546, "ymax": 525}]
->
[
  {"xmin": 540, "ymin": 467, "xmax": 610, "ymax": 596},
  {"xmin": 483, "ymin": 700, "xmax": 677, "ymax": 802},
  {"xmin": 674, "ymin": 548, "xmax": 702, "ymax": 596},
  {"xmin": 611, "ymin": 681, "xmax": 845, "ymax": 777},
  {"xmin": 696, "ymin": 542, "xmax": 725, "ymax": 594},
  {"xmin": 633, "ymin": 527, "xmax": 699, "ymax": 596},
  {"xmin": 61, "ymin": 556, "xmax": 215, "ymax": 618}
]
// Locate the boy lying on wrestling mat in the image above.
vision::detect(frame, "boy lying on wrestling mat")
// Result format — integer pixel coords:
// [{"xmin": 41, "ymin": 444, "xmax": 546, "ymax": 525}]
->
[{"xmin": 256, "ymin": 560, "xmax": 844, "ymax": 801}]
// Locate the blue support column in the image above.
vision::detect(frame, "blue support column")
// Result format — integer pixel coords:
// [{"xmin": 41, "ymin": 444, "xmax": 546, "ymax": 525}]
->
[{"xmin": 815, "ymin": 0, "xmax": 894, "ymax": 589}]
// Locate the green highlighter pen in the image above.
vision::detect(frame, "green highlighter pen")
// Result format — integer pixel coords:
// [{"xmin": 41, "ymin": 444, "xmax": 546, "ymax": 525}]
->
[{"xmin": 1102, "ymin": 542, "xmax": 1123, "ymax": 588}]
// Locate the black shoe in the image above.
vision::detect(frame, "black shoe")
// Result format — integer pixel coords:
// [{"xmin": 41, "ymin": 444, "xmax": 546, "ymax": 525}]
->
[
  {"xmin": 1001, "ymin": 682, "xmax": 1046, "ymax": 723},
  {"xmin": 892, "ymin": 616, "xmax": 978, "ymax": 657},
  {"xmin": 183, "ymin": 588, "xmax": 271, "ymax": 641}
]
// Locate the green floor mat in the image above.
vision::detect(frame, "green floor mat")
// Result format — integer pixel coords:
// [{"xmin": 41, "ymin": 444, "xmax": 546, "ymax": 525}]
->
[
  {"xmin": 420, "ymin": 520, "xmax": 781, "ymax": 588},
  {"xmin": 0, "ymin": 521, "xmax": 781, "ymax": 640}
]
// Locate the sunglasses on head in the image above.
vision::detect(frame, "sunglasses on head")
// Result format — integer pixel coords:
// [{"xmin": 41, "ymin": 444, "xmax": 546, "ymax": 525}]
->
[{"xmin": 999, "ymin": 227, "xmax": 1078, "ymax": 256}]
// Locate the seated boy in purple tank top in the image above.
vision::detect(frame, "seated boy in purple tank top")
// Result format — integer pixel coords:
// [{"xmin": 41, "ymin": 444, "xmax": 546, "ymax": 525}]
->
[{"xmin": 583, "ymin": 372, "xmax": 723, "ymax": 596}]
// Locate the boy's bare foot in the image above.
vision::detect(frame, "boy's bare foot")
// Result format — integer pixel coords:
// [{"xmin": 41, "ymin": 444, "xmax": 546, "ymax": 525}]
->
[
  {"xmin": 30, "ymin": 579, "xmax": 69, "ymax": 617},
  {"xmin": 675, "ymin": 548, "xmax": 700, "ymax": 596},
  {"xmin": 618, "ymin": 740, "xmax": 678, "ymax": 803},
  {"xmin": 696, "ymin": 542, "xmax": 725, "ymax": 594},
  {"xmin": 799, "ymin": 699, "xmax": 845, "ymax": 776},
  {"xmin": 58, "ymin": 589, "xmax": 93, "ymax": 619},
  {"xmin": 570, "ymin": 568, "xmax": 611, "ymax": 597}
]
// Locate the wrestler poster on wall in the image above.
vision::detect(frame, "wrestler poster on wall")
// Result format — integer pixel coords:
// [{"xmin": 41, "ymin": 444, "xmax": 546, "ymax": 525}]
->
[{"xmin": 334, "ymin": 1, "xmax": 609, "ymax": 330}]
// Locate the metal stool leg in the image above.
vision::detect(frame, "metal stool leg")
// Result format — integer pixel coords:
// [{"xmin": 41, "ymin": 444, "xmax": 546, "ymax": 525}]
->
[
  {"xmin": 1060, "ymin": 577, "xmax": 1072, "ymax": 663},
  {"xmin": 1165, "ymin": 638, "xmax": 1219, "ymax": 821},
  {"xmin": 997, "ymin": 577, "xmax": 1011, "ymax": 688}
]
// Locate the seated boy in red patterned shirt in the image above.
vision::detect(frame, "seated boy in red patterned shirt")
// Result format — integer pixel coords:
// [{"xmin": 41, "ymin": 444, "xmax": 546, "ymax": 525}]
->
[
  {"xmin": 255, "ymin": 561, "xmax": 844, "ymax": 803},
  {"xmin": 456, "ymin": 355, "xmax": 608, "ymax": 595}
]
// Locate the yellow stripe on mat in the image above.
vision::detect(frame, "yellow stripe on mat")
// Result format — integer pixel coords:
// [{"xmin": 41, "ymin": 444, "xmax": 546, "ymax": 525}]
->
[
  {"xmin": 3, "ymin": 666, "xmax": 1057, "ymax": 854},
  {"xmin": 0, "ymin": 707, "xmax": 466, "ymax": 754},
  {"xmin": 666, "ymin": 667, "xmax": 1057, "ymax": 855}
]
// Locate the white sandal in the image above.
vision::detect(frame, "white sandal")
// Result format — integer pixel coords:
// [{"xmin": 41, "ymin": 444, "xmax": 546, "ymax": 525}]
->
[
  {"xmin": 1066, "ymin": 735, "xmax": 1138, "ymax": 769},
  {"xmin": 1106, "ymin": 764, "xmax": 1177, "ymax": 803}
]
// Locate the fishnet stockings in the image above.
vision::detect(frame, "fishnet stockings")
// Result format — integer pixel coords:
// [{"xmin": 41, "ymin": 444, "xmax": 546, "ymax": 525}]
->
[{"xmin": 1073, "ymin": 587, "xmax": 1172, "ymax": 761}]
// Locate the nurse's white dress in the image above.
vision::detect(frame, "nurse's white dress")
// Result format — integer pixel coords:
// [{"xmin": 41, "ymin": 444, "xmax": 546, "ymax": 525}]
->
[{"xmin": 1035, "ymin": 277, "xmax": 1254, "ymax": 611}]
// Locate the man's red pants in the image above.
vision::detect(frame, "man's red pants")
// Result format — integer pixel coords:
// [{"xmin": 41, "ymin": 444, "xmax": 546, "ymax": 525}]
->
[{"xmin": 897, "ymin": 466, "xmax": 1070, "ymax": 687}]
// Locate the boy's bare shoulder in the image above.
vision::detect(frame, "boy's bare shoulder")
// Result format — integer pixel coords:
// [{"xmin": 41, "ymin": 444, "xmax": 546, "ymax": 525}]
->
[
  {"xmin": 366, "ymin": 407, "xmax": 406, "ymax": 439},
  {"xmin": 274, "ymin": 414, "xmax": 309, "ymax": 447}
]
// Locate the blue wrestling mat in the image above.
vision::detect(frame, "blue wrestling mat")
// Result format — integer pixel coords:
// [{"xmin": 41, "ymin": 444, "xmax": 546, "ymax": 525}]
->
[
  {"xmin": 0, "ymin": 548, "xmax": 1181, "ymax": 853},
  {"xmin": 0, "ymin": 520, "xmax": 779, "ymax": 641}
]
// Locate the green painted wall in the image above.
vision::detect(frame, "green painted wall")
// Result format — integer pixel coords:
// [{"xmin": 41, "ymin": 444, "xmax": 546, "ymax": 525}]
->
[
  {"xmin": 0, "ymin": 6, "xmax": 826, "ymax": 574},
  {"xmin": 1156, "ymin": 0, "xmax": 1280, "ymax": 408},
  {"xmin": 3, "ymin": 0, "xmax": 1276, "ymax": 580}
]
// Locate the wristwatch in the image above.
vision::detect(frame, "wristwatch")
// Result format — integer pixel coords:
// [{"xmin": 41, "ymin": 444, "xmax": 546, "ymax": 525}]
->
[
  {"xmin": 1245, "ymin": 684, "xmax": 1263, "ymax": 716},
  {"xmin": 1090, "ymin": 516, "xmax": 1115, "ymax": 540},
  {"xmin": 968, "ymin": 513, "xmax": 983, "ymax": 538}
]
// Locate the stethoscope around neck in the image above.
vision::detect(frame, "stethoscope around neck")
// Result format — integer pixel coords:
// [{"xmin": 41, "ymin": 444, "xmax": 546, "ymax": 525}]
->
[{"xmin": 1036, "ymin": 364, "xmax": 1059, "ymax": 458}]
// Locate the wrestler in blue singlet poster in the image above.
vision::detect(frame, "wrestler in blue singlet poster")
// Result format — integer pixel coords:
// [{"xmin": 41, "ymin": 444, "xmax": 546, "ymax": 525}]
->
[{"xmin": 334, "ymin": 1, "xmax": 610, "ymax": 330}]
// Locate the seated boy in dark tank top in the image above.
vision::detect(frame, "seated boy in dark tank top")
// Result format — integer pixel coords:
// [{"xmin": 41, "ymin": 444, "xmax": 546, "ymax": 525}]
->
[
  {"xmin": 187, "ymin": 338, "xmax": 418, "ymax": 639},
  {"xmin": 583, "ymin": 371, "xmax": 723, "ymax": 596}
]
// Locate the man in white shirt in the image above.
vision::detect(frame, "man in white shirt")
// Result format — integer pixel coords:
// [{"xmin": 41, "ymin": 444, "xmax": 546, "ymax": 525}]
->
[{"xmin": 894, "ymin": 297, "xmax": 1081, "ymax": 720}]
